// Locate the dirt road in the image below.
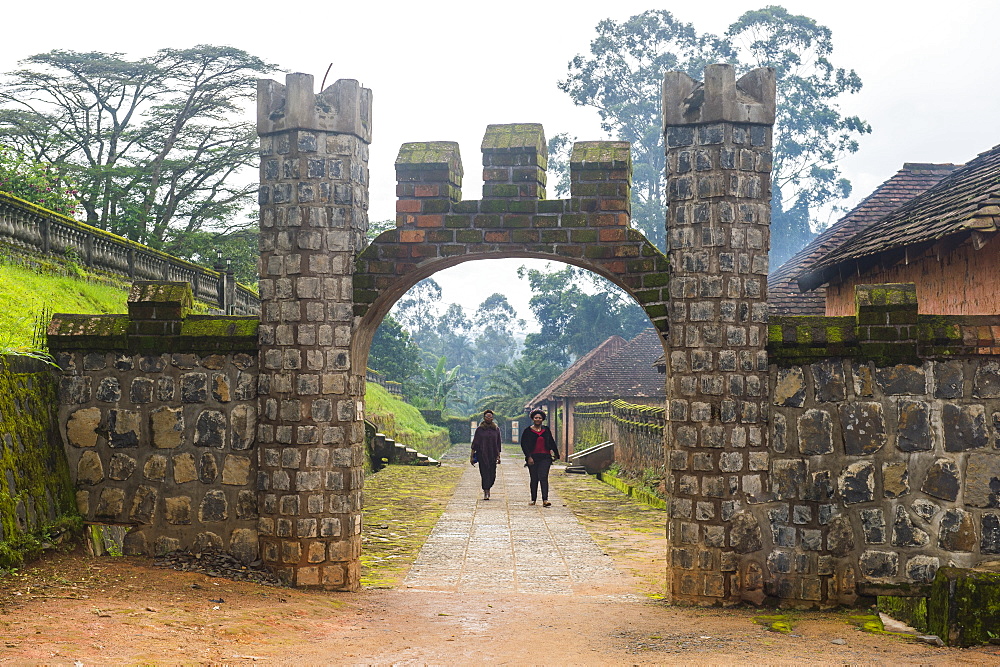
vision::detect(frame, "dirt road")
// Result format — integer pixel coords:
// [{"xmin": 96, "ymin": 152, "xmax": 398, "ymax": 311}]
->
[{"xmin": 2, "ymin": 457, "xmax": 999, "ymax": 664}]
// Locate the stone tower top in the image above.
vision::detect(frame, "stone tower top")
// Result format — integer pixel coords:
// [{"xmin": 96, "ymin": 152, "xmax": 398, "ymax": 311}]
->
[
  {"xmin": 257, "ymin": 72, "xmax": 372, "ymax": 142},
  {"xmin": 662, "ymin": 63, "xmax": 775, "ymax": 127}
]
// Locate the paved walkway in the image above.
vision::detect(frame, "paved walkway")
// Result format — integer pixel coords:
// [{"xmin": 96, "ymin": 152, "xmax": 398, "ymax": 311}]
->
[{"xmin": 403, "ymin": 451, "xmax": 627, "ymax": 595}]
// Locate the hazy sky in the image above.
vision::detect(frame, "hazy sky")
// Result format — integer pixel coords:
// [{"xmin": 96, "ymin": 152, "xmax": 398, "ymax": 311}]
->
[{"xmin": 3, "ymin": 1, "xmax": 999, "ymax": 328}]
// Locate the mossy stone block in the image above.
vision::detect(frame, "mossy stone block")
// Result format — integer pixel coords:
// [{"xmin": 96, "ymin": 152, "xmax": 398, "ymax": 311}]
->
[{"xmin": 928, "ymin": 566, "xmax": 1000, "ymax": 646}]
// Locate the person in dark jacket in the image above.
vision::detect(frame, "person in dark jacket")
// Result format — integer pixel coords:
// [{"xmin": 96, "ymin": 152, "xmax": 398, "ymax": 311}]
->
[
  {"xmin": 520, "ymin": 409, "xmax": 559, "ymax": 506},
  {"xmin": 471, "ymin": 409, "xmax": 502, "ymax": 500}
]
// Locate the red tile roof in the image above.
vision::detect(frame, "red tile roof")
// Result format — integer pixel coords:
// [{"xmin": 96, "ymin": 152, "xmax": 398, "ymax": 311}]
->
[
  {"xmin": 799, "ymin": 148, "xmax": 1000, "ymax": 291},
  {"xmin": 525, "ymin": 334, "xmax": 627, "ymax": 407},
  {"xmin": 768, "ymin": 163, "xmax": 958, "ymax": 315}
]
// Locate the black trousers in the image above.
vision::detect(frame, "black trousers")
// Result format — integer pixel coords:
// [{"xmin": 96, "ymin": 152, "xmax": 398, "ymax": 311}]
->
[
  {"xmin": 478, "ymin": 462, "xmax": 497, "ymax": 491},
  {"xmin": 527, "ymin": 457, "xmax": 552, "ymax": 501}
]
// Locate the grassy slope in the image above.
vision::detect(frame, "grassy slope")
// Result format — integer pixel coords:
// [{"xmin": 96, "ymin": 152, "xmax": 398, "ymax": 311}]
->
[
  {"xmin": 364, "ymin": 382, "xmax": 452, "ymax": 459},
  {"xmin": 0, "ymin": 262, "xmax": 128, "ymax": 349}
]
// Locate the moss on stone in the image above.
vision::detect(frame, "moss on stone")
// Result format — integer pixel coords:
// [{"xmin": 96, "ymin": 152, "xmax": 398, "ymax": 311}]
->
[
  {"xmin": 395, "ymin": 141, "xmax": 463, "ymax": 177},
  {"xmin": 754, "ymin": 614, "xmax": 796, "ymax": 634},
  {"xmin": 928, "ymin": 566, "xmax": 1000, "ymax": 646},
  {"xmin": 878, "ymin": 595, "xmax": 928, "ymax": 633},
  {"xmin": 570, "ymin": 141, "xmax": 631, "ymax": 168},
  {"xmin": 180, "ymin": 316, "xmax": 258, "ymax": 338},
  {"xmin": 0, "ymin": 358, "xmax": 80, "ymax": 569}
]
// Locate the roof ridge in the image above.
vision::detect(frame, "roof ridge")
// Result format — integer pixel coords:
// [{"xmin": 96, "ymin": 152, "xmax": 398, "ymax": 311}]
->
[{"xmin": 797, "ymin": 144, "xmax": 1000, "ymax": 291}]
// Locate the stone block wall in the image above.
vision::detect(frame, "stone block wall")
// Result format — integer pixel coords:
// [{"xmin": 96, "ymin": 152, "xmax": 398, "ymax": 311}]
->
[
  {"xmin": 0, "ymin": 355, "xmax": 77, "ymax": 566},
  {"xmin": 49, "ymin": 281, "xmax": 259, "ymax": 561},
  {"xmin": 761, "ymin": 283, "xmax": 1000, "ymax": 606}
]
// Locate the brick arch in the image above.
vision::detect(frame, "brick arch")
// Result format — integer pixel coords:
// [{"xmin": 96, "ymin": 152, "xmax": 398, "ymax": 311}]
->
[{"xmin": 351, "ymin": 124, "xmax": 670, "ymax": 371}]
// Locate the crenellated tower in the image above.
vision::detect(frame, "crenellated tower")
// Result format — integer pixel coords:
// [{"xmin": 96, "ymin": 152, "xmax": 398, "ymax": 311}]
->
[
  {"xmin": 256, "ymin": 73, "xmax": 372, "ymax": 589},
  {"xmin": 662, "ymin": 64, "xmax": 776, "ymax": 604}
]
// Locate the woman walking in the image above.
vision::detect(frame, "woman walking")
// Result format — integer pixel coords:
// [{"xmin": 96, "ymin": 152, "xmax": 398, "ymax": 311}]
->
[
  {"xmin": 520, "ymin": 410, "xmax": 559, "ymax": 506},
  {"xmin": 471, "ymin": 409, "xmax": 502, "ymax": 500}
]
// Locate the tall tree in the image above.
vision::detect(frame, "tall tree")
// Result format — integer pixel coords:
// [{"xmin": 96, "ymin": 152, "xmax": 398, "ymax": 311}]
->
[
  {"xmin": 392, "ymin": 278, "xmax": 443, "ymax": 345},
  {"xmin": 0, "ymin": 144, "xmax": 79, "ymax": 216},
  {"xmin": 557, "ymin": 7, "xmax": 870, "ymax": 266},
  {"xmin": 472, "ymin": 293, "xmax": 523, "ymax": 371},
  {"xmin": 368, "ymin": 314, "xmax": 422, "ymax": 389},
  {"xmin": 727, "ymin": 6, "xmax": 869, "ymax": 264},
  {"xmin": 519, "ymin": 264, "xmax": 649, "ymax": 367},
  {"xmin": 0, "ymin": 46, "xmax": 277, "ymax": 251}
]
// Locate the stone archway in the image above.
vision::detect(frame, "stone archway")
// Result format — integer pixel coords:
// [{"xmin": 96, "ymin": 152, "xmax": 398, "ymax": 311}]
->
[
  {"xmin": 351, "ymin": 125, "xmax": 669, "ymax": 372},
  {"xmin": 255, "ymin": 66, "xmax": 776, "ymax": 604}
]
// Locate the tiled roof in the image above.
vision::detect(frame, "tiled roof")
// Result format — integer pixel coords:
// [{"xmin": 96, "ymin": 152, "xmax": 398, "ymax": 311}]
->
[
  {"xmin": 556, "ymin": 328, "xmax": 665, "ymax": 399},
  {"xmin": 525, "ymin": 335, "xmax": 627, "ymax": 407},
  {"xmin": 768, "ymin": 163, "xmax": 958, "ymax": 315},
  {"xmin": 799, "ymin": 146, "xmax": 1000, "ymax": 291}
]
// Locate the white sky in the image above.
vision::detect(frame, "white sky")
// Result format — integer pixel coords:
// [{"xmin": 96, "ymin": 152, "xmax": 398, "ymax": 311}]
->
[{"xmin": 3, "ymin": 1, "xmax": 999, "ymax": 329}]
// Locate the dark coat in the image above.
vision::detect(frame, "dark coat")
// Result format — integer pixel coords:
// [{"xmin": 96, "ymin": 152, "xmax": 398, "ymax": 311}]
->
[
  {"xmin": 520, "ymin": 425, "xmax": 559, "ymax": 462},
  {"xmin": 472, "ymin": 423, "xmax": 503, "ymax": 465}
]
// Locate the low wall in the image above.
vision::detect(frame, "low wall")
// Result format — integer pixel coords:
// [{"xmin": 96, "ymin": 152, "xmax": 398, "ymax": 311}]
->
[
  {"xmin": 0, "ymin": 191, "xmax": 259, "ymax": 315},
  {"xmin": 0, "ymin": 355, "xmax": 77, "ymax": 567},
  {"xmin": 575, "ymin": 400, "xmax": 665, "ymax": 480},
  {"xmin": 49, "ymin": 282, "xmax": 259, "ymax": 561}
]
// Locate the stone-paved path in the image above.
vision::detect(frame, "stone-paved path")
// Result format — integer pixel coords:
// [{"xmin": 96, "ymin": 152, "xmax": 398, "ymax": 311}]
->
[{"xmin": 403, "ymin": 450, "xmax": 627, "ymax": 595}]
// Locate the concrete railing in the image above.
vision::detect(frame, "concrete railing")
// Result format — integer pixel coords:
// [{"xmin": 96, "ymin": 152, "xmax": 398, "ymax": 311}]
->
[{"xmin": 0, "ymin": 191, "xmax": 260, "ymax": 315}]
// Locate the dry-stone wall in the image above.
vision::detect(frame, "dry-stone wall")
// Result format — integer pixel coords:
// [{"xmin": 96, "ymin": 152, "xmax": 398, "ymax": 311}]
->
[{"xmin": 49, "ymin": 282, "xmax": 259, "ymax": 560}]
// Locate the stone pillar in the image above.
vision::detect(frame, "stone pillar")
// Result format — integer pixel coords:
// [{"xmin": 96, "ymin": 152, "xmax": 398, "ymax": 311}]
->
[
  {"xmin": 256, "ymin": 73, "xmax": 372, "ymax": 589},
  {"xmin": 662, "ymin": 64, "xmax": 775, "ymax": 604}
]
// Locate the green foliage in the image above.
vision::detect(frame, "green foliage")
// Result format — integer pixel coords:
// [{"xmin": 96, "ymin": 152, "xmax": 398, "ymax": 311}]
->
[
  {"xmin": 479, "ymin": 355, "xmax": 561, "ymax": 418},
  {"xmin": 0, "ymin": 516, "xmax": 81, "ymax": 570},
  {"xmin": 366, "ymin": 218, "xmax": 396, "ymax": 241},
  {"xmin": 164, "ymin": 226, "xmax": 259, "ymax": 285},
  {"xmin": 390, "ymin": 283, "xmax": 525, "ymax": 414},
  {"xmin": 418, "ymin": 356, "xmax": 462, "ymax": 412},
  {"xmin": 518, "ymin": 264, "xmax": 649, "ymax": 368},
  {"xmin": 369, "ymin": 314, "xmax": 422, "ymax": 388},
  {"xmin": 0, "ymin": 145, "xmax": 79, "ymax": 217},
  {"xmin": 0, "ymin": 46, "xmax": 277, "ymax": 249},
  {"xmin": 557, "ymin": 6, "xmax": 870, "ymax": 265},
  {"xmin": 546, "ymin": 133, "xmax": 575, "ymax": 198},
  {"xmin": 364, "ymin": 382, "xmax": 452, "ymax": 459}
]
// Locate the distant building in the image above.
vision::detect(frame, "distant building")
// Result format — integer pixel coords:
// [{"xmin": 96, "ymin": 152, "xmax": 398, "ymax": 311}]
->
[
  {"xmin": 796, "ymin": 145, "xmax": 1000, "ymax": 316},
  {"xmin": 525, "ymin": 329, "xmax": 665, "ymax": 455}
]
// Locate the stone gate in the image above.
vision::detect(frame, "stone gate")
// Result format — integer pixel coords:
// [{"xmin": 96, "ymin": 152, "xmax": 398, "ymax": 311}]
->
[{"xmin": 251, "ymin": 65, "xmax": 776, "ymax": 597}]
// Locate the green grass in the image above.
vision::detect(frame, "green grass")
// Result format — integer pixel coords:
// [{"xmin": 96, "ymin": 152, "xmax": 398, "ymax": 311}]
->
[
  {"xmin": 364, "ymin": 382, "xmax": 452, "ymax": 459},
  {"xmin": 0, "ymin": 261, "xmax": 128, "ymax": 350},
  {"xmin": 361, "ymin": 464, "xmax": 463, "ymax": 587}
]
